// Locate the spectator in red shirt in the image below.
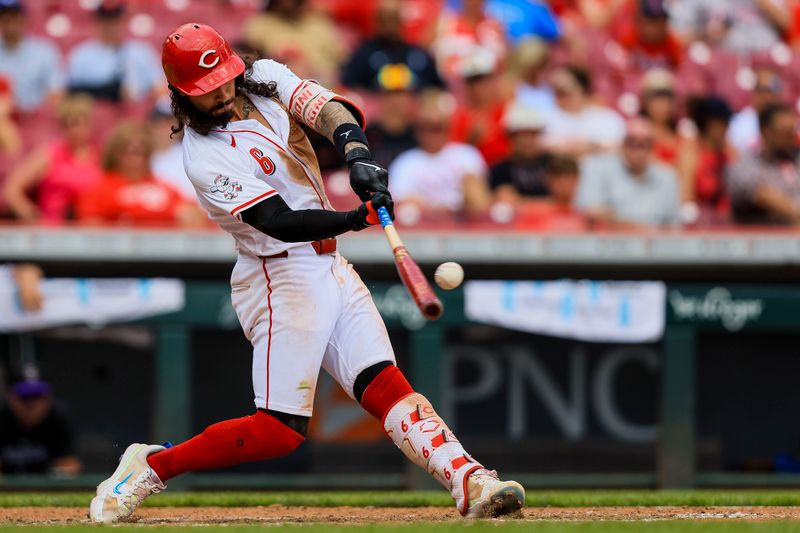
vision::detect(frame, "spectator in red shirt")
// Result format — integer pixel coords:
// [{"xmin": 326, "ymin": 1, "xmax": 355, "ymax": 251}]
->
[
  {"xmin": 3, "ymin": 94, "xmax": 100, "ymax": 223},
  {"xmin": 512, "ymin": 153, "xmax": 586, "ymax": 230},
  {"xmin": 77, "ymin": 120, "xmax": 201, "ymax": 226},
  {"xmin": 677, "ymin": 96, "xmax": 735, "ymax": 225},
  {"xmin": 450, "ymin": 48, "xmax": 512, "ymax": 166},
  {"xmin": 615, "ymin": 0, "xmax": 682, "ymax": 71},
  {"xmin": 639, "ymin": 68, "xmax": 681, "ymax": 166}
]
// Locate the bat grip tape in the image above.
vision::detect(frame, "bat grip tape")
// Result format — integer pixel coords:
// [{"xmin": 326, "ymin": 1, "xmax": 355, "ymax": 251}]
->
[{"xmin": 377, "ymin": 206, "xmax": 393, "ymax": 228}]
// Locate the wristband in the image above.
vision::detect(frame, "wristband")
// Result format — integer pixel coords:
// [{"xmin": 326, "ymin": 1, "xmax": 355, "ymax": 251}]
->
[
  {"xmin": 344, "ymin": 146, "xmax": 373, "ymax": 168},
  {"xmin": 334, "ymin": 123, "xmax": 369, "ymax": 158}
]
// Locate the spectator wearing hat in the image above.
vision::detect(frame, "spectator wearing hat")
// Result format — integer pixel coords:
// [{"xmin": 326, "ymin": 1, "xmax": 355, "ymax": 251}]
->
[
  {"xmin": 639, "ymin": 68, "xmax": 681, "ymax": 166},
  {"xmin": 0, "ymin": 375, "xmax": 82, "ymax": 475},
  {"xmin": 0, "ymin": 0, "xmax": 63, "ymax": 112},
  {"xmin": 544, "ymin": 65, "xmax": 626, "ymax": 157},
  {"xmin": 728, "ymin": 66, "xmax": 785, "ymax": 154},
  {"xmin": 726, "ymin": 103, "xmax": 800, "ymax": 225},
  {"xmin": 677, "ymin": 96, "xmax": 735, "ymax": 225},
  {"xmin": 614, "ymin": 0, "xmax": 683, "ymax": 71},
  {"xmin": 243, "ymin": 0, "xmax": 345, "ymax": 86},
  {"xmin": 450, "ymin": 48, "xmax": 513, "ymax": 166},
  {"xmin": 66, "ymin": 1, "xmax": 162, "ymax": 103},
  {"xmin": 490, "ymin": 103, "xmax": 551, "ymax": 204},
  {"xmin": 511, "ymin": 37, "xmax": 556, "ymax": 113},
  {"xmin": 389, "ymin": 91, "xmax": 492, "ymax": 218},
  {"xmin": 363, "ymin": 66, "xmax": 419, "ymax": 169},
  {"xmin": 575, "ymin": 117, "xmax": 681, "ymax": 226},
  {"xmin": 670, "ymin": 0, "xmax": 790, "ymax": 55},
  {"xmin": 341, "ymin": 0, "xmax": 443, "ymax": 91}
]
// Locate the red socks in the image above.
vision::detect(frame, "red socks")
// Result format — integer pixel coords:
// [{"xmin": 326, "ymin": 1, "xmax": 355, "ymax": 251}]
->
[
  {"xmin": 146, "ymin": 366, "xmax": 414, "ymax": 482},
  {"xmin": 360, "ymin": 365, "xmax": 415, "ymax": 422},
  {"xmin": 146, "ymin": 410, "xmax": 304, "ymax": 482}
]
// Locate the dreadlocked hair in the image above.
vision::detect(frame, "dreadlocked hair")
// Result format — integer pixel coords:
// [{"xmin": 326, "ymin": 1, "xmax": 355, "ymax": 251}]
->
[{"xmin": 169, "ymin": 55, "xmax": 278, "ymax": 137}]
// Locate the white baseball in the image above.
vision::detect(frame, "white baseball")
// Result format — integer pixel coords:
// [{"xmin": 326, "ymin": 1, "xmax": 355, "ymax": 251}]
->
[{"xmin": 434, "ymin": 262, "xmax": 464, "ymax": 290}]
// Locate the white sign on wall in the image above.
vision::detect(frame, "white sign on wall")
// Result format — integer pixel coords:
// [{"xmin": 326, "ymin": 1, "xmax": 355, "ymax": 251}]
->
[
  {"xmin": 464, "ymin": 280, "xmax": 666, "ymax": 343},
  {"xmin": 0, "ymin": 268, "xmax": 185, "ymax": 332}
]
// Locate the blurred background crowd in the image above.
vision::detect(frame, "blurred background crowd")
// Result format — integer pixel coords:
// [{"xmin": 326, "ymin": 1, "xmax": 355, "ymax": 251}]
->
[{"xmin": 1, "ymin": 0, "xmax": 800, "ymax": 230}]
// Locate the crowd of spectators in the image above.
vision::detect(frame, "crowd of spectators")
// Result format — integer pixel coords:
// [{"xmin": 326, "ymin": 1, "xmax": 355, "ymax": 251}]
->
[{"xmin": 2, "ymin": 0, "xmax": 800, "ymax": 230}]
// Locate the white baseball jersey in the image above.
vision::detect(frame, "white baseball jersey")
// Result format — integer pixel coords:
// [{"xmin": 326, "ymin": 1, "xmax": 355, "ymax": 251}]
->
[
  {"xmin": 182, "ymin": 60, "xmax": 394, "ymax": 416},
  {"xmin": 183, "ymin": 59, "xmax": 338, "ymax": 258}
]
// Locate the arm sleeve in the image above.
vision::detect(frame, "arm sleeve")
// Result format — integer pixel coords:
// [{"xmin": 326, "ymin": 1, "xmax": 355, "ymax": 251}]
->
[
  {"xmin": 241, "ymin": 193, "xmax": 356, "ymax": 242},
  {"xmin": 186, "ymin": 154, "xmax": 278, "ymax": 220},
  {"xmin": 249, "ymin": 59, "xmax": 365, "ymax": 128}
]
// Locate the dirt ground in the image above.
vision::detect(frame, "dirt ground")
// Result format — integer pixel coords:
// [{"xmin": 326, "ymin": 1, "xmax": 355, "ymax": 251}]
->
[{"xmin": 4, "ymin": 506, "xmax": 800, "ymax": 524}]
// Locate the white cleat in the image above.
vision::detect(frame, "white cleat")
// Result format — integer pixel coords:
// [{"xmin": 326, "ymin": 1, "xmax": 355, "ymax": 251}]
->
[
  {"xmin": 89, "ymin": 443, "xmax": 166, "ymax": 523},
  {"xmin": 463, "ymin": 469, "xmax": 525, "ymax": 518}
]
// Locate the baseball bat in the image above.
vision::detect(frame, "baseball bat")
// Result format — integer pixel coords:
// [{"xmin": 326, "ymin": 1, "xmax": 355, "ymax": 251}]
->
[{"xmin": 377, "ymin": 206, "xmax": 444, "ymax": 320}]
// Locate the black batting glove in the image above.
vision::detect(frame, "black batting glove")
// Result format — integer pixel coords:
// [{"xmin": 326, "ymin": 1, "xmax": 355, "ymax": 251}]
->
[
  {"xmin": 346, "ymin": 147, "xmax": 390, "ymax": 202},
  {"xmin": 347, "ymin": 192, "xmax": 395, "ymax": 231}
]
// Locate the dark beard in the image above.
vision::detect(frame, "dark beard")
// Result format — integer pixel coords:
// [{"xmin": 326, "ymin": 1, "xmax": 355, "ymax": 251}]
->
[{"xmin": 179, "ymin": 98, "xmax": 236, "ymax": 135}]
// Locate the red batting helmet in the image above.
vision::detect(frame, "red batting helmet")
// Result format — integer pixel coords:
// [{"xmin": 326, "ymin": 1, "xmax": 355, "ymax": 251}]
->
[{"xmin": 162, "ymin": 23, "xmax": 245, "ymax": 96}]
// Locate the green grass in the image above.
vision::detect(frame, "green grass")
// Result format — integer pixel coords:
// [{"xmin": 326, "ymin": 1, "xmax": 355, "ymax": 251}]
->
[
  {"xmin": 4, "ymin": 524, "xmax": 800, "ymax": 533},
  {"xmin": 4, "ymin": 490, "xmax": 800, "ymax": 508}
]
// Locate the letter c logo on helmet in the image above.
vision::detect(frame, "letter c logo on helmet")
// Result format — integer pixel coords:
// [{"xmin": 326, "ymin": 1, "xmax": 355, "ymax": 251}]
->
[{"xmin": 198, "ymin": 49, "xmax": 219, "ymax": 69}]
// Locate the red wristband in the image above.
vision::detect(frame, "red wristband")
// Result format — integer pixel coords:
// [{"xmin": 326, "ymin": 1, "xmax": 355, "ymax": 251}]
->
[{"xmin": 365, "ymin": 200, "xmax": 379, "ymax": 225}]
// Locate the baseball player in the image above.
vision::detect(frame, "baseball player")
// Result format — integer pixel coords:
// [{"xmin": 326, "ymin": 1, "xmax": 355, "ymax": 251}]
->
[{"xmin": 90, "ymin": 23, "xmax": 524, "ymax": 522}]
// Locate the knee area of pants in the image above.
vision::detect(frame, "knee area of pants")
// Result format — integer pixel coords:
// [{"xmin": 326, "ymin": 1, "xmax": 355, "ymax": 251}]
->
[
  {"xmin": 261, "ymin": 409, "xmax": 310, "ymax": 438},
  {"xmin": 354, "ymin": 360, "xmax": 395, "ymax": 403}
]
